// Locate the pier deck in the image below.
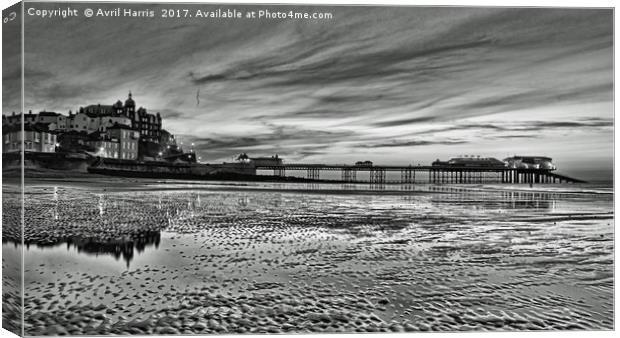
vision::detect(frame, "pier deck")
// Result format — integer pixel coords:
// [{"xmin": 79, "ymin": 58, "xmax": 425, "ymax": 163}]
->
[{"xmin": 255, "ymin": 164, "xmax": 586, "ymax": 184}]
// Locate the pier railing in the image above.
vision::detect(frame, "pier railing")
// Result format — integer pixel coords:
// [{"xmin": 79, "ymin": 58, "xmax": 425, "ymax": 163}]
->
[{"xmin": 255, "ymin": 164, "xmax": 586, "ymax": 184}]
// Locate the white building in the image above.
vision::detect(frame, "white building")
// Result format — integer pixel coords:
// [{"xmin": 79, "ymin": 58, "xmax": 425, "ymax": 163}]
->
[{"xmin": 2, "ymin": 124, "xmax": 57, "ymax": 153}]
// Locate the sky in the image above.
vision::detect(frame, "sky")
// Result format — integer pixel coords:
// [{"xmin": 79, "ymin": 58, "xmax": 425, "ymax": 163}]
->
[{"xmin": 3, "ymin": 3, "xmax": 613, "ymax": 180}]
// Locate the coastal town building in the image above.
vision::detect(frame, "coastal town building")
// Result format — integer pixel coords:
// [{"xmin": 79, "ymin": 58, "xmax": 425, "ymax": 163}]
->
[
  {"xmin": 97, "ymin": 92, "xmax": 163, "ymax": 143},
  {"xmin": 67, "ymin": 110, "xmax": 132, "ymax": 134},
  {"xmin": 107, "ymin": 124, "xmax": 139, "ymax": 160},
  {"xmin": 83, "ymin": 123, "xmax": 139, "ymax": 160},
  {"xmin": 86, "ymin": 133, "xmax": 120, "ymax": 159},
  {"xmin": 3, "ymin": 111, "xmax": 68, "ymax": 129},
  {"xmin": 2, "ymin": 123, "xmax": 57, "ymax": 153},
  {"xmin": 39, "ymin": 111, "xmax": 68, "ymax": 130}
]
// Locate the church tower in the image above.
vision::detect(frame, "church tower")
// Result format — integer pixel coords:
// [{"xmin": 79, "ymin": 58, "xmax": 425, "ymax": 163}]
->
[
  {"xmin": 124, "ymin": 91, "xmax": 137, "ymax": 127},
  {"xmin": 125, "ymin": 91, "xmax": 136, "ymax": 112}
]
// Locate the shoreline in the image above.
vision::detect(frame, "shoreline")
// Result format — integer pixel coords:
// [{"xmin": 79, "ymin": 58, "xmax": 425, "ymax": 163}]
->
[{"xmin": 4, "ymin": 175, "xmax": 611, "ymax": 198}]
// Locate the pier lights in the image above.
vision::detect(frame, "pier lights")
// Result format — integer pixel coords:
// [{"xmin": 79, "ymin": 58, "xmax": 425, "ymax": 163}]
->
[{"xmin": 158, "ymin": 152, "xmax": 163, "ymax": 157}]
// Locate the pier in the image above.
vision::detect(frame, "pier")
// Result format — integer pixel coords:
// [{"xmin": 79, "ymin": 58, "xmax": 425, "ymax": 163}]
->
[{"xmin": 255, "ymin": 164, "xmax": 586, "ymax": 184}]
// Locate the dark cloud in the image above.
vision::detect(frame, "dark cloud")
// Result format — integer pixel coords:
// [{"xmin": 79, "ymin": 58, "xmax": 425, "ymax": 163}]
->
[
  {"xmin": 248, "ymin": 108, "xmax": 361, "ymax": 121},
  {"xmin": 361, "ymin": 140, "xmax": 468, "ymax": 148},
  {"xmin": 492, "ymin": 134, "xmax": 537, "ymax": 139},
  {"xmin": 295, "ymin": 148, "xmax": 330, "ymax": 159},
  {"xmin": 410, "ymin": 118, "xmax": 613, "ymax": 137},
  {"xmin": 371, "ymin": 116, "xmax": 439, "ymax": 128},
  {"xmin": 194, "ymin": 136, "xmax": 261, "ymax": 150},
  {"xmin": 531, "ymin": 120, "xmax": 613, "ymax": 129}
]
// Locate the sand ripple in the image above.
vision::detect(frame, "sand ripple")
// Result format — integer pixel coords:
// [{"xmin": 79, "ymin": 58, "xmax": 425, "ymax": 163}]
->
[{"xmin": 2, "ymin": 183, "xmax": 613, "ymax": 334}]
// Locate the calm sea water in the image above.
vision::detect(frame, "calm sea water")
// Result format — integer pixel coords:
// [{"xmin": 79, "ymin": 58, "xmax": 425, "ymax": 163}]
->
[{"xmin": 2, "ymin": 180, "xmax": 614, "ymax": 334}]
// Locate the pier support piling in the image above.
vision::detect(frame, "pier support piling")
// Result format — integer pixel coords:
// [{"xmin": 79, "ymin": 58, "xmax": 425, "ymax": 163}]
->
[
  {"xmin": 370, "ymin": 168, "xmax": 386, "ymax": 184},
  {"xmin": 306, "ymin": 168, "xmax": 320, "ymax": 180},
  {"xmin": 341, "ymin": 169, "xmax": 356, "ymax": 182}
]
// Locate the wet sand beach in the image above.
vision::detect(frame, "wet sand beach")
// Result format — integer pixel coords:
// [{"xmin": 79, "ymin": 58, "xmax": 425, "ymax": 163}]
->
[{"xmin": 2, "ymin": 179, "xmax": 614, "ymax": 335}]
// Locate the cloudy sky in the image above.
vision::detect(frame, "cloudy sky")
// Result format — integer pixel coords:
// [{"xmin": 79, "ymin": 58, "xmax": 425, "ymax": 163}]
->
[{"xmin": 4, "ymin": 4, "xmax": 613, "ymax": 180}]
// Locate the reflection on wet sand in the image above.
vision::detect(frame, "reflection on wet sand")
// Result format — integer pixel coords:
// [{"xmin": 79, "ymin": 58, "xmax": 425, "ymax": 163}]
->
[
  {"xmin": 428, "ymin": 187, "xmax": 557, "ymax": 210},
  {"xmin": 28, "ymin": 231, "xmax": 161, "ymax": 267}
]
